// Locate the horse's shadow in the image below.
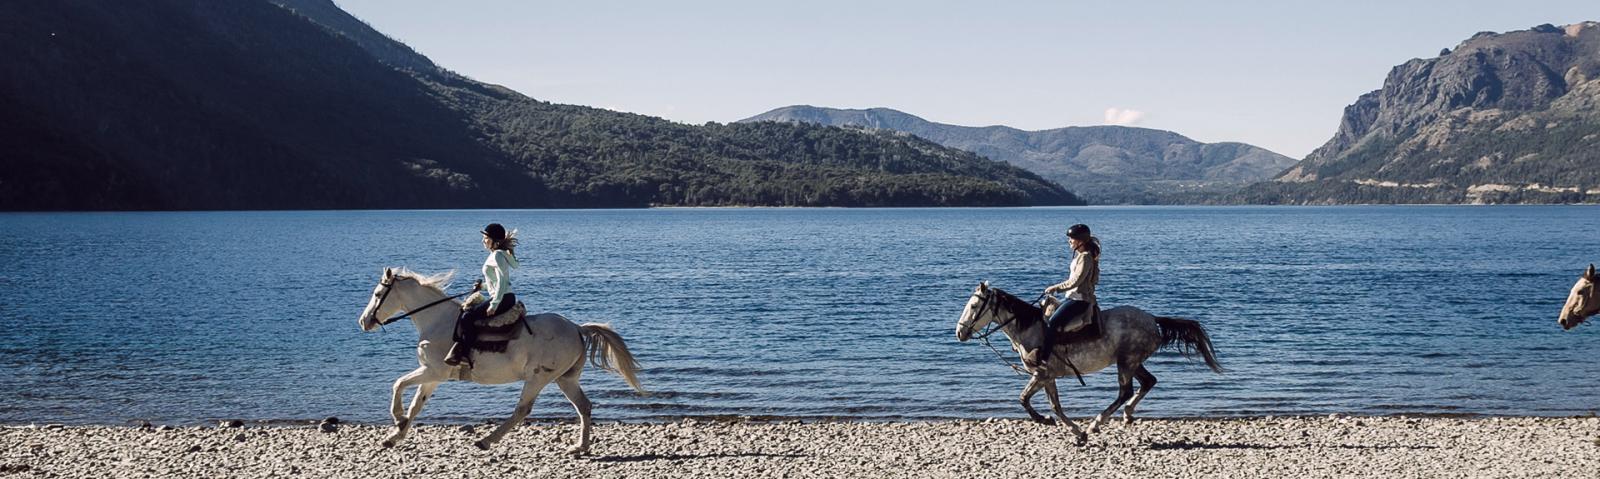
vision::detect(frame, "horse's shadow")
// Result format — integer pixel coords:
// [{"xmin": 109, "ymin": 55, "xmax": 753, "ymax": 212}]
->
[
  {"xmin": 1144, "ymin": 440, "xmax": 1437, "ymax": 451},
  {"xmin": 589, "ymin": 452, "xmax": 810, "ymax": 463}
]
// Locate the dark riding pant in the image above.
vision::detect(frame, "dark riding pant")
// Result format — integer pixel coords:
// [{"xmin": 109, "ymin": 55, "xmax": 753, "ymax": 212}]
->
[
  {"xmin": 455, "ymin": 293, "xmax": 516, "ymax": 347},
  {"xmin": 1038, "ymin": 299, "xmax": 1091, "ymax": 364}
]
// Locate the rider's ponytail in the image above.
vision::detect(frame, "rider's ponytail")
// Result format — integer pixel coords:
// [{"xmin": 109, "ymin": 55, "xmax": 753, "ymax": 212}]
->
[
  {"xmin": 495, "ymin": 230, "xmax": 519, "ymax": 257},
  {"xmin": 1080, "ymin": 236, "xmax": 1101, "ymax": 258}
]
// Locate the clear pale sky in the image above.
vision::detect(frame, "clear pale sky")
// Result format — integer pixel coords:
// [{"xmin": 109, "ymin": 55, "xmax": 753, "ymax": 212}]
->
[{"xmin": 334, "ymin": 0, "xmax": 1597, "ymax": 159}]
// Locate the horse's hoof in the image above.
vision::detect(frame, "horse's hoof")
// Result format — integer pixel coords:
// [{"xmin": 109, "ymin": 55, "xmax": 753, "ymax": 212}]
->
[
  {"xmin": 565, "ymin": 445, "xmax": 589, "ymax": 457},
  {"xmin": 380, "ymin": 440, "xmax": 394, "ymax": 449},
  {"xmin": 1123, "ymin": 416, "xmax": 1136, "ymax": 425},
  {"xmin": 1031, "ymin": 417, "xmax": 1055, "ymax": 426},
  {"xmin": 474, "ymin": 440, "xmax": 490, "ymax": 450},
  {"xmin": 1074, "ymin": 432, "xmax": 1088, "ymax": 446}
]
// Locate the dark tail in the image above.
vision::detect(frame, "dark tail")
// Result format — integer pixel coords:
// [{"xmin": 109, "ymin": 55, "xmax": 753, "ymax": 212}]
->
[{"xmin": 1154, "ymin": 316, "xmax": 1223, "ymax": 373}]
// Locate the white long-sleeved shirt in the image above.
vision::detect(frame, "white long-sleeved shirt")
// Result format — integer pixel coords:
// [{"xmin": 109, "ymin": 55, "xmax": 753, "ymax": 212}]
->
[
  {"xmin": 482, "ymin": 249, "xmax": 519, "ymax": 311},
  {"xmin": 1050, "ymin": 250, "xmax": 1099, "ymax": 302}
]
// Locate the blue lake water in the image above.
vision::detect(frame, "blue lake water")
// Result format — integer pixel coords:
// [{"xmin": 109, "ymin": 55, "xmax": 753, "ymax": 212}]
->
[{"xmin": 1, "ymin": 206, "xmax": 1597, "ymax": 425}]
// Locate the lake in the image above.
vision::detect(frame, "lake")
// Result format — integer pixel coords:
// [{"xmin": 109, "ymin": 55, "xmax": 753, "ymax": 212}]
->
[{"xmin": 1, "ymin": 206, "xmax": 1596, "ymax": 425}]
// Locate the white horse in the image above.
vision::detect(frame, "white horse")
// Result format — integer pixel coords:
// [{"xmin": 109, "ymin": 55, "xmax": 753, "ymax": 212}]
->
[
  {"xmin": 1559, "ymin": 264, "xmax": 1597, "ymax": 330},
  {"xmin": 356, "ymin": 268, "xmax": 645, "ymax": 453},
  {"xmin": 955, "ymin": 283, "xmax": 1222, "ymax": 444}
]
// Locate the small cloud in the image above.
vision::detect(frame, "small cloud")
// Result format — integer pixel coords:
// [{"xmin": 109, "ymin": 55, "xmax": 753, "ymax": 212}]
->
[{"xmin": 1103, "ymin": 108, "xmax": 1146, "ymax": 126}]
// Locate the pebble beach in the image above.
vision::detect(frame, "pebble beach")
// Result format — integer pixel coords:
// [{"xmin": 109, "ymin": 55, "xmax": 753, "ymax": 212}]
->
[{"xmin": 3, "ymin": 416, "xmax": 1596, "ymax": 478}]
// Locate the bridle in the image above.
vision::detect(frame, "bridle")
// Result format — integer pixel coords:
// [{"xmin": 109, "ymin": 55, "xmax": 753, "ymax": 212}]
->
[
  {"xmin": 962, "ymin": 290, "xmax": 1017, "ymax": 341},
  {"xmin": 961, "ymin": 289, "xmax": 1031, "ymax": 376},
  {"xmin": 962, "ymin": 289, "xmax": 1039, "ymax": 341},
  {"xmin": 367, "ymin": 278, "xmax": 477, "ymax": 327}
]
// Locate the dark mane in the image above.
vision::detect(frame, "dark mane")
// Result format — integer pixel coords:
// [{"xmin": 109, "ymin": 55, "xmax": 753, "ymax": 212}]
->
[{"xmin": 988, "ymin": 287, "xmax": 1044, "ymax": 327}]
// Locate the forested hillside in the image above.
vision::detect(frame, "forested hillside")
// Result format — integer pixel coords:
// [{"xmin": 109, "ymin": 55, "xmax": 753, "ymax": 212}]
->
[{"xmin": 0, "ymin": 0, "xmax": 1080, "ymax": 210}]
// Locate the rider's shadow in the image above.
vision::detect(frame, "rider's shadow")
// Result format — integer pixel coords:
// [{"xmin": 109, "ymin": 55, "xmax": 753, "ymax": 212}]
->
[
  {"xmin": 589, "ymin": 452, "xmax": 811, "ymax": 463},
  {"xmin": 1144, "ymin": 440, "xmax": 1438, "ymax": 451}
]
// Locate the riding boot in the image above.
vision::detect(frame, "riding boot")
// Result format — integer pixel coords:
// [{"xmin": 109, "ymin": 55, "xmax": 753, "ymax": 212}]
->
[
  {"xmin": 444, "ymin": 317, "xmax": 475, "ymax": 368},
  {"xmin": 443, "ymin": 341, "xmax": 473, "ymax": 368}
]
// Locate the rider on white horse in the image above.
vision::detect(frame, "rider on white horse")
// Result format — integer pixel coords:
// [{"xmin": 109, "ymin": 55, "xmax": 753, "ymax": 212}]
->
[
  {"xmin": 445, "ymin": 222, "xmax": 521, "ymax": 368},
  {"xmin": 1023, "ymin": 223, "xmax": 1100, "ymax": 368}
]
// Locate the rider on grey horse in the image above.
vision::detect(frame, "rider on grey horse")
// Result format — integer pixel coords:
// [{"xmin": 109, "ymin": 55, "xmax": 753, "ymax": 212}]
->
[{"xmin": 1022, "ymin": 223, "xmax": 1100, "ymax": 368}]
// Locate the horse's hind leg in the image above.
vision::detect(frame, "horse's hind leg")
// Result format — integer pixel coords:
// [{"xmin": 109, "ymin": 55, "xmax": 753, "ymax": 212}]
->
[
  {"xmin": 1123, "ymin": 365, "xmax": 1157, "ymax": 424},
  {"xmin": 1043, "ymin": 381, "xmax": 1087, "ymax": 446},
  {"xmin": 1090, "ymin": 362, "xmax": 1137, "ymax": 433},
  {"xmin": 555, "ymin": 369, "xmax": 593, "ymax": 456},
  {"xmin": 1020, "ymin": 373, "xmax": 1053, "ymax": 425},
  {"xmin": 476, "ymin": 374, "xmax": 555, "ymax": 450}
]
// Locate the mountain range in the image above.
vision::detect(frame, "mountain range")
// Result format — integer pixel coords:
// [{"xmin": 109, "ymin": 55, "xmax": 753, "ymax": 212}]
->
[
  {"xmin": 6, "ymin": 3, "xmax": 1594, "ymax": 208},
  {"xmin": 0, "ymin": 0, "xmax": 1079, "ymax": 210},
  {"xmin": 1240, "ymin": 23, "xmax": 1600, "ymax": 204},
  {"xmin": 742, "ymin": 106, "xmax": 1297, "ymax": 204}
]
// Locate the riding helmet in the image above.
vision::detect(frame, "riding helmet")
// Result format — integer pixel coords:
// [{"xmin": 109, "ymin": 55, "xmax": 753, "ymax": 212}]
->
[
  {"xmin": 482, "ymin": 223, "xmax": 507, "ymax": 241},
  {"xmin": 1066, "ymin": 223, "xmax": 1091, "ymax": 240}
]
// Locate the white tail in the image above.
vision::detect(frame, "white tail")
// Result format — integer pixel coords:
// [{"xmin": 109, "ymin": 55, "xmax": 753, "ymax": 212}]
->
[{"xmin": 579, "ymin": 323, "xmax": 646, "ymax": 393}]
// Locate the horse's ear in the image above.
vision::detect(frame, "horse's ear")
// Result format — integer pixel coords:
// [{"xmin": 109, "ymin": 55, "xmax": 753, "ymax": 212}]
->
[
  {"xmin": 1587, "ymin": 264, "xmax": 1596, "ymax": 280},
  {"xmin": 979, "ymin": 281, "xmax": 989, "ymax": 292},
  {"xmin": 383, "ymin": 267, "xmax": 393, "ymax": 279}
]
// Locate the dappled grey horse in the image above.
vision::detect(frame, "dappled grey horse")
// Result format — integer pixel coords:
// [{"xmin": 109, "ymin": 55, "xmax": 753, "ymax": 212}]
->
[{"xmin": 956, "ymin": 282, "xmax": 1223, "ymax": 444}]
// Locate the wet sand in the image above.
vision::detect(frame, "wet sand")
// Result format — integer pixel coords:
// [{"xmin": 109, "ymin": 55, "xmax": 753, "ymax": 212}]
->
[{"xmin": 2, "ymin": 416, "xmax": 1596, "ymax": 478}]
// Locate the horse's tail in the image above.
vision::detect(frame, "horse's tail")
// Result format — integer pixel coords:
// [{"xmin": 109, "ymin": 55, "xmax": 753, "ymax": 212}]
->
[
  {"xmin": 1154, "ymin": 316, "xmax": 1224, "ymax": 373},
  {"xmin": 578, "ymin": 323, "xmax": 646, "ymax": 393}
]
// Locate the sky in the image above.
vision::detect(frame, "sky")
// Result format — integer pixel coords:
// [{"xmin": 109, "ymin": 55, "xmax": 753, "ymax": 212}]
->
[{"xmin": 334, "ymin": 0, "xmax": 1598, "ymax": 159}]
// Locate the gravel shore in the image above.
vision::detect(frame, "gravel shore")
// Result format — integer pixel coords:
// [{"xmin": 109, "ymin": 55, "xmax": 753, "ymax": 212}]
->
[{"xmin": 2, "ymin": 416, "xmax": 1596, "ymax": 478}]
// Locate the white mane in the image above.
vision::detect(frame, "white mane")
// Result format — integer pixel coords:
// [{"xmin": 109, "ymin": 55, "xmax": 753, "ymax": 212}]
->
[{"xmin": 391, "ymin": 268, "xmax": 455, "ymax": 292}]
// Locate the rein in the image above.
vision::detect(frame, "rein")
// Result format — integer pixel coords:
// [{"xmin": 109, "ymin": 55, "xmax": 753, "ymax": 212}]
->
[{"xmin": 373, "ymin": 281, "xmax": 479, "ymax": 326}]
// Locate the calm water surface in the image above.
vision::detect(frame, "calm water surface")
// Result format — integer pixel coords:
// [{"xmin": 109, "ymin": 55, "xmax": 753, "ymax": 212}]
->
[{"xmin": 1, "ymin": 206, "xmax": 1596, "ymax": 425}]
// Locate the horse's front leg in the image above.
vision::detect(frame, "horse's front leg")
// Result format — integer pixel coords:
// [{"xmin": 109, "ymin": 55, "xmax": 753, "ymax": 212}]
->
[
  {"xmin": 1044, "ymin": 381, "xmax": 1088, "ymax": 446},
  {"xmin": 1019, "ymin": 373, "xmax": 1054, "ymax": 425},
  {"xmin": 381, "ymin": 367, "xmax": 428, "ymax": 448},
  {"xmin": 404, "ymin": 383, "xmax": 439, "ymax": 426},
  {"xmin": 475, "ymin": 374, "xmax": 555, "ymax": 450}
]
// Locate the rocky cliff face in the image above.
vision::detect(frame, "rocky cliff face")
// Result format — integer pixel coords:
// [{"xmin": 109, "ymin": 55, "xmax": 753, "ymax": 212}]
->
[
  {"xmin": 743, "ymin": 106, "xmax": 1296, "ymax": 204},
  {"xmin": 1248, "ymin": 23, "xmax": 1600, "ymax": 204}
]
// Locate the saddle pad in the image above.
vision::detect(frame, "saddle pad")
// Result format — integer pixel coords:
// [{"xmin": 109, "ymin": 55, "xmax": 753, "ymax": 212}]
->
[
  {"xmin": 473, "ymin": 301, "xmax": 524, "ymax": 328},
  {"xmin": 472, "ymin": 302, "xmax": 528, "ymax": 353}
]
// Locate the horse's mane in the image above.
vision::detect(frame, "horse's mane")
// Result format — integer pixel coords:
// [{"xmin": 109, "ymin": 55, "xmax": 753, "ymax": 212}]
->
[
  {"xmin": 391, "ymin": 268, "xmax": 454, "ymax": 292},
  {"xmin": 988, "ymin": 287, "xmax": 1043, "ymax": 326}
]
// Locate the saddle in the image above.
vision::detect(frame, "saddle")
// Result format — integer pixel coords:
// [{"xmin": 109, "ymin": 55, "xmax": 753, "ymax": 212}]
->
[
  {"xmin": 1038, "ymin": 296, "xmax": 1103, "ymax": 342},
  {"xmin": 461, "ymin": 296, "xmax": 531, "ymax": 353}
]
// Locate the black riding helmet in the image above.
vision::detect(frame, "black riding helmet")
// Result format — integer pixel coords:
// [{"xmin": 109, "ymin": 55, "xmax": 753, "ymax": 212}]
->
[
  {"xmin": 482, "ymin": 223, "xmax": 507, "ymax": 241},
  {"xmin": 1066, "ymin": 223, "xmax": 1091, "ymax": 240}
]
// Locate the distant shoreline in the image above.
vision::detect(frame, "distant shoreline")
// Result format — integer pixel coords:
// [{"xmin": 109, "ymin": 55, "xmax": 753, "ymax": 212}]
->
[{"xmin": 3, "ymin": 202, "xmax": 1598, "ymax": 214}]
